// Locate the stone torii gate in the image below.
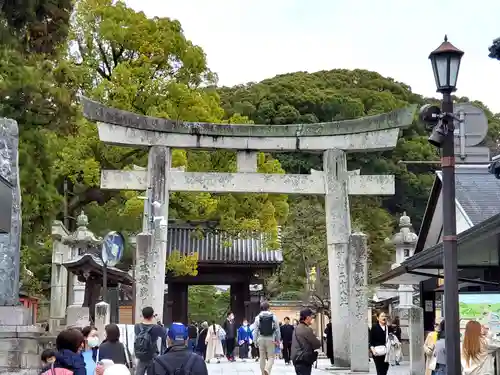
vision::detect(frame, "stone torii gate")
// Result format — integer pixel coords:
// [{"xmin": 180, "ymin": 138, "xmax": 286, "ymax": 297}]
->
[{"xmin": 81, "ymin": 97, "xmax": 416, "ymax": 367}]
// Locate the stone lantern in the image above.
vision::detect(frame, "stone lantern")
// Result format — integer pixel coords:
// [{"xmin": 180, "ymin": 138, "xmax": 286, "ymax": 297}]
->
[
  {"xmin": 390, "ymin": 212, "xmax": 418, "ymax": 307},
  {"xmin": 61, "ymin": 211, "xmax": 132, "ymax": 325}
]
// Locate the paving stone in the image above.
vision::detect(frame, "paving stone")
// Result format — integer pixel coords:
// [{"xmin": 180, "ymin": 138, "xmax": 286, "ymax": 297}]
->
[{"xmin": 206, "ymin": 358, "xmax": 411, "ymax": 375}]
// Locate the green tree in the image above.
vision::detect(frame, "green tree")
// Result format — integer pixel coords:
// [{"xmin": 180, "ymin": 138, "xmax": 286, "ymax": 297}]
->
[
  {"xmin": 56, "ymin": 0, "xmax": 288, "ymax": 271},
  {"xmin": 188, "ymin": 286, "xmax": 230, "ymax": 323}
]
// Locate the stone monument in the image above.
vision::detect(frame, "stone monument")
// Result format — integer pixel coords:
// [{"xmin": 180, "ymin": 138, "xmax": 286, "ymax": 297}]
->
[
  {"xmin": 0, "ymin": 117, "xmax": 43, "ymax": 374},
  {"xmin": 81, "ymin": 96, "xmax": 416, "ymax": 367},
  {"xmin": 348, "ymin": 232, "xmax": 369, "ymax": 373}
]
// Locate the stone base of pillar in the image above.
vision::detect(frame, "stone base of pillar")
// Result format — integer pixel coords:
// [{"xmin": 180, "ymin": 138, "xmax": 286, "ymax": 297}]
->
[
  {"xmin": 396, "ymin": 305, "xmax": 425, "ymax": 375},
  {"xmin": 0, "ymin": 307, "xmax": 44, "ymax": 374},
  {"xmin": 66, "ymin": 305, "xmax": 90, "ymax": 328},
  {"xmin": 0, "ymin": 306, "xmax": 32, "ymax": 326}
]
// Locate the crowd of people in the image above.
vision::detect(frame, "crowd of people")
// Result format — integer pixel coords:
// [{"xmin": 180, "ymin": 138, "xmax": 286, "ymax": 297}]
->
[
  {"xmin": 39, "ymin": 302, "xmax": 323, "ymax": 375},
  {"xmin": 369, "ymin": 309, "xmax": 500, "ymax": 375}
]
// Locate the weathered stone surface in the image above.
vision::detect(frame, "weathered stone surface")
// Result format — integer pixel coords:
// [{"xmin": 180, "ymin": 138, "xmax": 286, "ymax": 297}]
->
[
  {"xmin": 0, "ymin": 118, "xmax": 21, "ymax": 306},
  {"xmin": 101, "ymin": 170, "xmax": 395, "ymax": 196},
  {"xmin": 49, "ymin": 221, "xmax": 71, "ymax": 332},
  {"xmin": 0, "ymin": 325, "xmax": 43, "ymax": 373},
  {"xmin": 236, "ymin": 151, "xmax": 257, "ymax": 172},
  {"xmin": 323, "ymin": 149, "xmax": 351, "ymax": 368},
  {"xmin": 348, "ymin": 233, "xmax": 369, "ymax": 373},
  {"xmin": 395, "ymin": 306, "xmax": 425, "ymax": 375},
  {"xmin": 66, "ymin": 306, "xmax": 90, "ymax": 328},
  {"xmin": 94, "ymin": 302, "xmax": 110, "ymax": 341},
  {"xmin": 97, "ymin": 122, "xmax": 402, "ymax": 151},
  {"xmin": 0, "ymin": 307, "xmax": 31, "ymax": 326},
  {"xmin": 136, "ymin": 145, "xmax": 170, "ymax": 323},
  {"xmin": 82, "ymin": 96, "xmax": 416, "ymax": 137}
]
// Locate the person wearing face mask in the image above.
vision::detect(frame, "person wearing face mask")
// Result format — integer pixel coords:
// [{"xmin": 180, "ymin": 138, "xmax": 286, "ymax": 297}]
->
[
  {"xmin": 82, "ymin": 326, "xmax": 99, "ymax": 375},
  {"xmin": 237, "ymin": 319, "xmax": 252, "ymax": 361}
]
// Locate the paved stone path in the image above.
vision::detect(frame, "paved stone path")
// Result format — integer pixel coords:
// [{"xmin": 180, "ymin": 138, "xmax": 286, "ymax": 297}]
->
[{"xmin": 206, "ymin": 358, "xmax": 411, "ymax": 375}]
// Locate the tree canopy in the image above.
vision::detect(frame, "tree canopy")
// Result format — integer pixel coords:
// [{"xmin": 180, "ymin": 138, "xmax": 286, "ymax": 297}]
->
[{"xmin": 3, "ymin": 0, "xmax": 500, "ymax": 301}]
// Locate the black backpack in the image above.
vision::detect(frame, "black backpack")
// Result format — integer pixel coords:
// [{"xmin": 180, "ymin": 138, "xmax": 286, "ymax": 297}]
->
[
  {"xmin": 134, "ymin": 325, "xmax": 155, "ymax": 361},
  {"xmin": 259, "ymin": 314, "xmax": 275, "ymax": 337},
  {"xmin": 155, "ymin": 353, "xmax": 197, "ymax": 375}
]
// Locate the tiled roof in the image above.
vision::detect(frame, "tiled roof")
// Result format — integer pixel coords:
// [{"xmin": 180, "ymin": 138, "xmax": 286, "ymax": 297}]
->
[
  {"xmin": 438, "ymin": 166, "xmax": 500, "ymax": 225},
  {"xmin": 167, "ymin": 224, "xmax": 283, "ymax": 265}
]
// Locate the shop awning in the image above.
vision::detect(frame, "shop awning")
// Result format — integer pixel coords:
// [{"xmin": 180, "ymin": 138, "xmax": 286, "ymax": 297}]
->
[{"xmin": 372, "ymin": 212, "xmax": 500, "ymax": 286}]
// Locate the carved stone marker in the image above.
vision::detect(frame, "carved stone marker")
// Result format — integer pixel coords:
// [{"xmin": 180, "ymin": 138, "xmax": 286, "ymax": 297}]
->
[
  {"xmin": 0, "ymin": 117, "xmax": 21, "ymax": 307},
  {"xmin": 95, "ymin": 301, "xmax": 110, "ymax": 342},
  {"xmin": 348, "ymin": 232, "xmax": 369, "ymax": 373},
  {"xmin": 0, "ymin": 117, "xmax": 43, "ymax": 373},
  {"xmin": 81, "ymin": 97, "xmax": 417, "ymax": 367}
]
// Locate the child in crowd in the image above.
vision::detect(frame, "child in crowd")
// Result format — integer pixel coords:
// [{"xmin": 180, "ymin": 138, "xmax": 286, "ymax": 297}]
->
[{"xmin": 41, "ymin": 349, "xmax": 56, "ymax": 366}]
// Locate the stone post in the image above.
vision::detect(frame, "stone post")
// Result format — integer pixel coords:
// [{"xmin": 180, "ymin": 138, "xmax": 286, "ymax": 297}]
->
[
  {"xmin": 0, "ymin": 117, "xmax": 43, "ymax": 373},
  {"xmin": 396, "ymin": 306, "xmax": 425, "ymax": 375},
  {"xmin": 323, "ymin": 148, "xmax": 351, "ymax": 368},
  {"xmin": 135, "ymin": 232, "xmax": 153, "ymax": 322},
  {"xmin": 348, "ymin": 232, "xmax": 369, "ymax": 373},
  {"xmin": 49, "ymin": 221, "xmax": 71, "ymax": 332},
  {"xmin": 0, "ymin": 117, "xmax": 22, "ymax": 307},
  {"xmin": 95, "ymin": 301, "xmax": 110, "ymax": 342},
  {"xmin": 137, "ymin": 146, "xmax": 170, "ymax": 323}
]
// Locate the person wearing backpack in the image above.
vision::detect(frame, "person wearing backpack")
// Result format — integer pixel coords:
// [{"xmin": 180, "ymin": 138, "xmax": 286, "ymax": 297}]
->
[
  {"xmin": 135, "ymin": 307, "xmax": 167, "ymax": 375},
  {"xmin": 253, "ymin": 301, "xmax": 281, "ymax": 375},
  {"xmin": 152, "ymin": 323, "xmax": 208, "ymax": 375}
]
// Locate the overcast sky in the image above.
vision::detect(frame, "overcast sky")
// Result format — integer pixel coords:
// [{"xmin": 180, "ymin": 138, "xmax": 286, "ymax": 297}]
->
[{"xmin": 124, "ymin": 0, "xmax": 500, "ymax": 113}]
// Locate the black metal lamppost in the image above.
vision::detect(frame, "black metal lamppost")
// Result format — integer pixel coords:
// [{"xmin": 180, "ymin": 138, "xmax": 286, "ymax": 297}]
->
[{"xmin": 427, "ymin": 35, "xmax": 464, "ymax": 375}]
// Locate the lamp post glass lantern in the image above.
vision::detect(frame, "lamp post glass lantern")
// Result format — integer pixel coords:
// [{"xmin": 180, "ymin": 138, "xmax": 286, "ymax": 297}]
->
[
  {"xmin": 429, "ymin": 35, "xmax": 464, "ymax": 93},
  {"xmin": 427, "ymin": 35, "xmax": 463, "ymax": 375}
]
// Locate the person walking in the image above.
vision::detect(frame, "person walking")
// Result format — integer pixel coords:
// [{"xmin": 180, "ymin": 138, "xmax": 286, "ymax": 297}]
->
[
  {"xmin": 390, "ymin": 317, "xmax": 402, "ymax": 365},
  {"xmin": 433, "ymin": 320, "xmax": 446, "ymax": 375},
  {"xmin": 134, "ymin": 307, "xmax": 167, "ymax": 375},
  {"xmin": 324, "ymin": 320, "xmax": 333, "ymax": 366},
  {"xmin": 196, "ymin": 322, "xmax": 209, "ymax": 359},
  {"xmin": 291, "ymin": 308, "xmax": 321, "ymax": 375},
  {"xmin": 237, "ymin": 318, "xmax": 252, "ymax": 361},
  {"xmin": 205, "ymin": 322, "xmax": 224, "ymax": 364},
  {"xmin": 280, "ymin": 317, "xmax": 294, "ymax": 365},
  {"xmin": 97, "ymin": 324, "xmax": 132, "ymax": 368},
  {"xmin": 369, "ymin": 311, "xmax": 391, "ymax": 375},
  {"xmin": 187, "ymin": 322, "xmax": 198, "ymax": 353},
  {"xmin": 424, "ymin": 321, "xmax": 440, "ymax": 375},
  {"xmin": 253, "ymin": 301, "xmax": 281, "ymax": 375},
  {"xmin": 152, "ymin": 322, "xmax": 208, "ymax": 375},
  {"xmin": 222, "ymin": 312, "xmax": 237, "ymax": 361}
]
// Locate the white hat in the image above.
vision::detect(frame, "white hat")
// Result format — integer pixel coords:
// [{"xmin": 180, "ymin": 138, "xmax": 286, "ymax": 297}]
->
[{"xmin": 103, "ymin": 364, "xmax": 130, "ymax": 375}]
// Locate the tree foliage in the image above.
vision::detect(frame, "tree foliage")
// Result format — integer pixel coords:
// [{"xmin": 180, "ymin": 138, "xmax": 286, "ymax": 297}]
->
[
  {"xmin": 188, "ymin": 286, "xmax": 230, "ymax": 323},
  {"xmin": 218, "ymin": 69, "xmax": 500, "ymax": 292}
]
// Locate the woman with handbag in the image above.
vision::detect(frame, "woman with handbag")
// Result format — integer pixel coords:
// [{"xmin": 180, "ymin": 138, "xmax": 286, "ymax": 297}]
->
[{"xmin": 369, "ymin": 311, "xmax": 391, "ymax": 375}]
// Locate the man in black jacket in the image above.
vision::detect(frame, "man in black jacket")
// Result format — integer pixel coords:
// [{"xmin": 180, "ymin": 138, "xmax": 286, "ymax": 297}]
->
[
  {"xmin": 222, "ymin": 312, "xmax": 237, "ymax": 361},
  {"xmin": 153, "ymin": 323, "xmax": 207, "ymax": 375},
  {"xmin": 291, "ymin": 309, "xmax": 321, "ymax": 375},
  {"xmin": 280, "ymin": 317, "xmax": 294, "ymax": 365}
]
